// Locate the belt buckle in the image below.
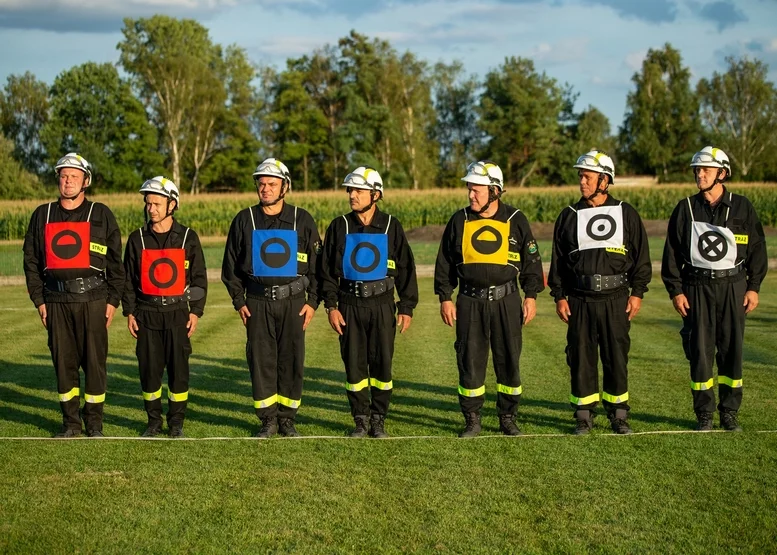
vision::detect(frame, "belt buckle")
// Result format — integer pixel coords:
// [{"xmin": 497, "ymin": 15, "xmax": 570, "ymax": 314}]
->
[
  {"xmin": 487, "ymin": 285, "xmax": 496, "ymax": 301},
  {"xmin": 593, "ymin": 274, "xmax": 602, "ymax": 292},
  {"xmin": 270, "ymin": 285, "xmax": 280, "ymax": 300},
  {"xmin": 76, "ymin": 277, "xmax": 85, "ymax": 293},
  {"xmin": 160, "ymin": 295, "xmax": 168, "ymax": 306},
  {"xmin": 354, "ymin": 281, "xmax": 364, "ymax": 298}
]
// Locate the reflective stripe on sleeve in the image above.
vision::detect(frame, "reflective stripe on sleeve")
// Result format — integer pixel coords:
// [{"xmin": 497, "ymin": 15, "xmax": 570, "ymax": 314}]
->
[
  {"xmin": 143, "ymin": 388, "xmax": 163, "ymax": 401},
  {"xmin": 690, "ymin": 379, "xmax": 714, "ymax": 391},
  {"xmin": 718, "ymin": 376, "xmax": 743, "ymax": 388},
  {"xmin": 84, "ymin": 393, "xmax": 105, "ymax": 404},
  {"xmin": 496, "ymin": 383, "xmax": 522, "ymax": 396},
  {"xmin": 254, "ymin": 394, "xmax": 278, "ymax": 409},
  {"xmin": 369, "ymin": 378, "xmax": 393, "ymax": 391},
  {"xmin": 345, "ymin": 379, "xmax": 369, "ymax": 392},
  {"xmin": 458, "ymin": 384, "xmax": 485, "ymax": 397},
  {"xmin": 168, "ymin": 390, "xmax": 189, "ymax": 402},
  {"xmin": 602, "ymin": 391, "xmax": 629, "ymax": 404},
  {"xmin": 570, "ymin": 392, "xmax": 600, "ymax": 405},
  {"xmin": 277, "ymin": 395, "xmax": 301, "ymax": 408},
  {"xmin": 59, "ymin": 387, "xmax": 79, "ymax": 402}
]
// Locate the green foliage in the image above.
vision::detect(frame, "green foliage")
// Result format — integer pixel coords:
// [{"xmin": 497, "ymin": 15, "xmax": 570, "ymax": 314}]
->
[
  {"xmin": 0, "ymin": 72, "xmax": 49, "ymax": 175},
  {"xmin": 0, "ymin": 133, "xmax": 45, "ymax": 200}
]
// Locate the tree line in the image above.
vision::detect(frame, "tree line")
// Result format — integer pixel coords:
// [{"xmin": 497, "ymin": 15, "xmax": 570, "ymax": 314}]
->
[{"xmin": 1, "ymin": 15, "xmax": 776, "ymax": 199}]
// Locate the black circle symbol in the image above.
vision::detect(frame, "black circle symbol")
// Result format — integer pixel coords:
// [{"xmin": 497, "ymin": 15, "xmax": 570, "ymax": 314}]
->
[
  {"xmin": 260, "ymin": 238, "xmax": 291, "ymax": 269},
  {"xmin": 586, "ymin": 214, "xmax": 616, "ymax": 241},
  {"xmin": 148, "ymin": 258, "xmax": 178, "ymax": 289},
  {"xmin": 51, "ymin": 230, "xmax": 83, "ymax": 260},
  {"xmin": 471, "ymin": 226, "xmax": 503, "ymax": 255},
  {"xmin": 698, "ymin": 231, "xmax": 728, "ymax": 262},
  {"xmin": 350, "ymin": 242, "xmax": 381, "ymax": 274}
]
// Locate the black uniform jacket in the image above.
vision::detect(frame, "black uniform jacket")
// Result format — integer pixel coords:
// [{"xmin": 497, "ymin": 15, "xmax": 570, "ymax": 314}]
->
[
  {"xmin": 661, "ymin": 188, "xmax": 767, "ymax": 298},
  {"xmin": 221, "ymin": 202, "xmax": 320, "ymax": 311},
  {"xmin": 434, "ymin": 201, "xmax": 545, "ymax": 302},
  {"xmin": 121, "ymin": 219, "xmax": 208, "ymax": 318},
  {"xmin": 549, "ymin": 195, "xmax": 651, "ymax": 302},
  {"xmin": 23, "ymin": 198, "xmax": 124, "ymax": 307},
  {"xmin": 318, "ymin": 206, "xmax": 419, "ymax": 317}
]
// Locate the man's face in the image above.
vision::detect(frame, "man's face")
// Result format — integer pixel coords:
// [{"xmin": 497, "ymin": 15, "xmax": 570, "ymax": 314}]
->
[
  {"xmin": 348, "ymin": 187, "xmax": 374, "ymax": 211},
  {"xmin": 694, "ymin": 166, "xmax": 720, "ymax": 190},
  {"xmin": 467, "ymin": 183, "xmax": 491, "ymax": 211},
  {"xmin": 579, "ymin": 170, "xmax": 603, "ymax": 198},
  {"xmin": 256, "ymin": 176, "xmax": 284, "ymax": 204},
  {"xmin": 58, "ymin": 168, "xmax": 87, "ymax": 198},
  {"xmin": 145, "ymin": 193, "xmax": 173, "ymax": 223}
]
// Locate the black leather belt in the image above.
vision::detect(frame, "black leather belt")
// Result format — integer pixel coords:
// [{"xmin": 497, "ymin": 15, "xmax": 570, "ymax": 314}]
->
[
  {"xmin": 341, "ymin": 277, "xmax": 395, "ymax": 298},
  {"xmin": 247, "ymin": 276, "xmax": 308, "ymax": 301},
  {"xmin": 138, "ymin": 286, "xmax": 206, "ymax": 306},
  {"xmin": 685, "ymin": 265, "xmax": 744, "ymax": 279},
  {"xmin": 45, "ymin": 274, "xmax": 105, "ymax": 294},
  {"xmin": 576, "ymin": 273, "xmax": 628, "ymax": 292},
  {"xmin": 460, "ymin": 280, "xmax": 517, "ymax": 301}
]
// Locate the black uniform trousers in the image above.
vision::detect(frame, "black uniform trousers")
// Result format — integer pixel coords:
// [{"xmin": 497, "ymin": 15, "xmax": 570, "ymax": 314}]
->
[
  {"xmin": 566, "ymin": 292, "xmax": 630, "ymax": 417},
  {"xmin": 47, "ymin": 299, "xmax": 108, "ymax": 432},
  {"xmin": 680, "ymin": 278, "xmax": 746, "ymax": 414},
  {"xmin": 135, "ymin": 309, "xmax": 191, "ymax": 429},
  {"xmin": 338, "ymin": 297, "xmax": 396, "ymax": 417},
  {"xmin": 245, "ymin": 295, "xmax": 306, "ymax": 420},
  {"xmin": 455, "ymin": 292, "xmax": 523, "ymax": 415}
]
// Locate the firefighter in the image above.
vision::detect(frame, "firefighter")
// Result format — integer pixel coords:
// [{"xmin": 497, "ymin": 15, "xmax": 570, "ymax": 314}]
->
[
  {"xmin": 661, "ymin": 146, "xmax": 767, "ymax": 432},
  {"xmin": 548, "ymin": 151, "xmax": 651, "ymax": 435},
  {"xmin": 122, "ymin": 177, "xmax": 207, "ymax": 438},
  {"xmin": 318, "ymin": 167, "xmax": 418, "ymax": 438},
  {"xmin": 434, "ymin": 160, "xmax": 544, "ymax": 437},
  {"xmin": 221, "ymin": 158, "xmax": 321, "ymax": 438},
  {"xmin": 22, "ymin": 153, "xmax": 124, "ymax": 438}
]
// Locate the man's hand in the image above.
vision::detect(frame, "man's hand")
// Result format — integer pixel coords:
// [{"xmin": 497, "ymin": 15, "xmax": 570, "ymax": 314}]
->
[
  {"xmin": 187, "ymin": 313, "xmax": 199, "ymax": 338},
  {"xmin": 440, "ymin": 300, "xmax": 456, "ymax": 327},
  {"xmin": 744, "ymin": 291, "xmax": 759, "ymax": 314},
  {"xmin": 37, "ymin": 304, "xmax": 47, "ymax": 329},
  {"xmin": 556, "ymin": 299, "xmax": 571, "ymax": 323},
  {"xmin": 522, "ymin": 298, "xmax": 536, "ymax": 325},
  {"xmin": 397, "ymin": 314, "xmax": 412, "ymax": 334},
  {"xmin": 299, "ymin": 304, "xmax": 315, "ymax": 331},
  {"xmin": 672, "ymin": 294, "xmax": 690, "ymax": 317},
  {"xmin": 127, "ymin": 314, "xmax": 139, "ymax": 339},
  {"xmin": 105, "ymin": 304, "xmax": 116, "ymax": 328},
  {"xmin": 626, "ymin": 296, "xmax": 642, "ymax": 321},
  {"xmin": 238, "ymin": 305, "xmax": 251, "ymax": 327},
  {"xmin": 328, "ymin": 309, "xmax": 346, "ymax": 335}
]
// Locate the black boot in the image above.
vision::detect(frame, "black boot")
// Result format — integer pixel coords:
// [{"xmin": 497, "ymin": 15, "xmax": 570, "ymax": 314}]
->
[
  {"xmin": 459, "ymin": 412, "xmax": 481, "ymax": 438},
  {"xmin": 141, "ymin": 424, "xmax": 162, "ymax": 438},
  {"xmin": 369, "ymin": 414, "xmax": 389, "ymax": 438},
  {"xmin": 255, "ymin": 416, "xmax": 278, "ymax": 439},
  {"xmin": 499, "ymin": 414, "xmax": 522, "ymax": 436},
  {"xmin": 720, "ymin": 411, "xmax": 742, "ymax": 432},
  {"xmin": 608, "ymin": 409, "xmax": 633, "ymax": 435},
  {"xmin": 278, "ymin": 417, "xmax": 300, "ymax": 437},
  {"xmin": 169, "ymin": 426, "xmax": 185, "ymax": 438},
  {"xmin": 695, "ymin": 411, "xmax": 713, "ymax": 431},
  {"xmin": 54, "ymin": 426, "xmax": 81, "ymax": 439},
  {"xmin": 350, "ymin": 415, "xmax": 369, "ymax": 438},
  {"xmin": 573, "ymin": 409, "xmax": 593, "ymax": 436}
]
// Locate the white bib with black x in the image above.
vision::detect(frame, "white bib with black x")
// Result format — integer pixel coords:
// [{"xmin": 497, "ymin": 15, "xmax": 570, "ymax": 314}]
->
[
  {"xmin": 576, "ymin": 204, "xmax": 624, "ymax": 252},
  {"xmin": 687, "ymin": 197, "xmax": 737, "ymax": 270}
]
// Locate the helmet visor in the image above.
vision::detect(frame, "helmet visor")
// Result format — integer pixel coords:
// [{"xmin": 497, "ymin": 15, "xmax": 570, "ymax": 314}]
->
[
  {"xmin": 465, "ymin": 162, "xmax": 501, "ymax": 185},
  {"xmin": 691, "ymin": 151, "xmax": 728, "ymax": 167},
  {"xmin": 253, "ymin": 161, "xmax": 287, "ymax": 179},
  {"xmin": 343, "ymin": 172, "xmax": 372, "ymax": 188},
  {"xmin": 574, "ymin": 154, "xmax": 612, "ymax": 174},
  {"xmin": 56, "ymin": 154, "xmax": 89, "ymax": 173}
]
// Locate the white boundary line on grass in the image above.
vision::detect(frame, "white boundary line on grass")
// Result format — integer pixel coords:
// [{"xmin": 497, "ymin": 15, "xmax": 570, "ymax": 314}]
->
[{"xmin": 1, "ymin": 429, "xmax": 775, "ymax": 441}]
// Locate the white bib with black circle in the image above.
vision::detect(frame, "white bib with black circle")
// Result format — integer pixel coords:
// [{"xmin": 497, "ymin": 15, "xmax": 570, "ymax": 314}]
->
[
  {"xmin": 576, "ymin": 204, "xmax": 624, "ymax": 252},
  {"xmin": 687, "ymin": 197, "xmax": 737, "ymax": 270}
]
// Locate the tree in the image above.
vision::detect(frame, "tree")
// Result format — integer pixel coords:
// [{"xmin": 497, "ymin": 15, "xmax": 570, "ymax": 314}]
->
[
  {"xmin": 0, "ymin": 72, "xmax": 49, "ymax": 174},
  {"xmin": 619, "ymin": 43, "xmax": 701, "ymax": 181},
  {"xmin": 40, "ymin": 62, "xmax": 163, "ymax": 191},
  {"xmin": 697, "ymin": 57, "xmax": 777, "ymax": 179},
  {"xmin": 0, "ymin": 133, "xmax": 44, "ymax": 199}
]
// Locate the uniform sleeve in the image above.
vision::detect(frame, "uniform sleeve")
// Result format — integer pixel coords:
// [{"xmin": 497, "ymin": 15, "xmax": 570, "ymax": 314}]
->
[
  {"xmin": 187, "ymin": 230, "xmax": 208, "ymax": 317},
  {"xmin": 303, "ymin": 212, "xmax": 321, "ymax": 309},
  {"xmin": 547, "ymin": 212, "xmax": 567, "ymax": 302},
  {"xmin": 433, "ymin": 214, "xmax": 459, "ymax": 303},
  {"xmin": 393, "ymin": 219, "xmax": 418, "ymax": 317},
  {"xmin": 744, "ymin": 199, "xmax": 768, "ymax": 293},
  {"xmin": 516, "ymin": 213, "xmax": 544, "ymax": 299},
  {"xmin": 102, "ymin": 206, "xmax": 124, "ymax": 308},
  {"xmin": 221, "ymin": 213, "xmax": 247, "ymax": 311},
  {"xmin": 121, "ymin": 234, "xmax": 138, "ymax": 317},
  {"xmin": 627, "ymin": 205, "xmax": 652, "ymax": 299},
  {"xmin": 22, "ymin": 207, "xmax": 45, "ymax": 308},
  {"xmin": 317, "ymin": 219, "xmax": 340, "ymax": 310},
  {"xmin": 661, "ymin": 202, "xmax": 685, "ymax": 299}
]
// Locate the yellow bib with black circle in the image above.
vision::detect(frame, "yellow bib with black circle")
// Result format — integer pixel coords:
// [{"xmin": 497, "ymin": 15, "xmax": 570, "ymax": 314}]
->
[{"xmin": 462, "ymin": 220, "xmax": 509, "ymax": 265}]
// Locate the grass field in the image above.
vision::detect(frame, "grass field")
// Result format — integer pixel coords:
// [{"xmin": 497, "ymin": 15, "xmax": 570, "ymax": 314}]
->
[{"xmin": 1, "ymin": 275, "xmax": 776, "ymax": 553}]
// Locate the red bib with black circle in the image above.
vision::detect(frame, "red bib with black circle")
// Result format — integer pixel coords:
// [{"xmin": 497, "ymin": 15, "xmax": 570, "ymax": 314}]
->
[
  {"xmin": 45, "ymin": 221, "xmax": 91, "ymax": 269},
  {"xmin": 140, "ymin": 248, "xmax": 186, "ymax": 296}
]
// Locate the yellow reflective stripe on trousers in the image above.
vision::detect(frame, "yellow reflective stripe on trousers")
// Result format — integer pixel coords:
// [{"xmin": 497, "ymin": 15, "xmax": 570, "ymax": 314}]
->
[
  {"xmin": 254, "ymin": 394, "xmax": 278, "ymax": 409},
  {"xmin": 458, "ymin": 384, "xmax": 485, "ymax": 397},
  {"xmin": 369, "ymin": 378, "xmax": 393, "ymax": 390},
  {"xmin": 497, "ymin": 383, "xmax": 523, "ymax": 396},
  {"xmin": 718, "ymin": 376, "xmax": 743, "ymax": 388},
  {"xmin": 168, "ymin": 390, "xmax": 189, "ymax": 402},
  {"xmin": 690, "ymin": 379, "xmax": 714, "ymax": 391},
  {"xmin": 602, "ymin": 391, "xmax": 629, "ymax": 403},
  {"xmin": 277, "ymin": 395, "xmax": 301, "ymax": 408},
  {"xmin": 84, "ymin": 393, "xmax": 105, "ymax": 403},
  {"xmin": 345, "ymin": 379, "xmax": 369, "ymax": 392},
  {"xmin": 570, "ymin": 392, "xmax": 600, "ymax": 405},
  {"xmin": 143, "ymin": 388, "xmax": 163, "ymax": 401},
  {"xmin": 59, "ymin": 387, "xmax": 79, "ymax": 402}
]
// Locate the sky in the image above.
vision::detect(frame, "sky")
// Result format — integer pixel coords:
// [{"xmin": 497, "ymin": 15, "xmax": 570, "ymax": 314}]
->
[{"xmin": 0, "ymin": 0, "xmax": 776, "ymax": 132}]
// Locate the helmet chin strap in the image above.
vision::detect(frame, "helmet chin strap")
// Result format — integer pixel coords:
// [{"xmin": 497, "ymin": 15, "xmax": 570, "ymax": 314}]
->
[
  {"xmin": 584, "ymin": 174, "xmax": 610, "ymax": 202},
  {"xmin": 355, "ymin": 191, "xmax": 380, "ymax": 214},
  {"xmin": 259, "ymin": 183, "xmax": 289, "ymax": 207},
  {"xmin": 474, "ymin": 187, "xmax": 501, "ymax": 214},
  {"xmin": 698, "ymin": 168, "xmax": 726, "ymax": 194}
]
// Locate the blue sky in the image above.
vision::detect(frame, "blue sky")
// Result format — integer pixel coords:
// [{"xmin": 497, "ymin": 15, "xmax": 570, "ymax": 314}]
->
[{"xmin": 1, "ymin": 0, "xmax": 776, "ymax": 132}]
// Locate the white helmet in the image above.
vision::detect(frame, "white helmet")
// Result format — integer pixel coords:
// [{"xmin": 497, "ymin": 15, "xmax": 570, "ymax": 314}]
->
[
  {"xmin": 140, "ymin": 176, "xmax": 181, "ymax": 208},
  {"xmin": 55, "ymin": 152, "xmax": 92, "ymax": 186},
  {"xmin": 461, "ymin": 160, "xmax": 504, "ymax": 190},
  {"xmin": 573, "ymin": 150, "xmax": 615, "ymax": 183},
  {"xmin": 342, "ymin": 166, "xmax": 384, "ymax": 195},
  {"xmin": 690, "ymin": 146, "xmax": 731, "ymax": 178},
  {"xmin": 253, "ymin": 158, "xmax": 291, "ymax": 189}
]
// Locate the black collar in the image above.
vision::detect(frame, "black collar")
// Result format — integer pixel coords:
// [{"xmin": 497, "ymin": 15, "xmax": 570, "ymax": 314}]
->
[{"xmin": 348, "ymin": 205, "xmax": 389, "ymax": 230}]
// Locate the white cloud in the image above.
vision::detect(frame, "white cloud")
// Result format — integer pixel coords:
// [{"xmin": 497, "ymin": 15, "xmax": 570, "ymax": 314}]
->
[
  {"xmin": 528, "ymin": 38, "xmax": 589, "ymax": 65},
  {"xmin": 624, "ymin": 50, "xmax": 647, "ymax": 72}
]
